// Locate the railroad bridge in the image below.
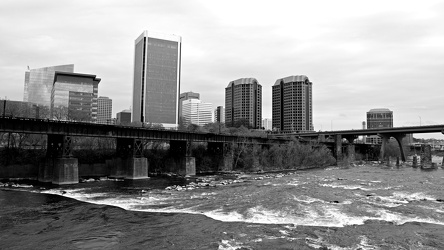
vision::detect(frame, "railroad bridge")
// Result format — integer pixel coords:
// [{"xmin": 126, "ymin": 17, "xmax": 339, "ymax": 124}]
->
[
  {"xmin": 2, "ymin": 117, "xmax": 443, "ymax": 184},
  {"xmin": 0, "ymin": 117, "xmax": 288, "ymax": 184}
]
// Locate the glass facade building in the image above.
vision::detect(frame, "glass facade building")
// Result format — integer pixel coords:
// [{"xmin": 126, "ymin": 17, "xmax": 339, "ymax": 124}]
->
[
  {"xmin": 51, "ymin": 72, "xmax": 100, "ymax": 122},
  {"xmin": 132, "ymin": 31, "xmax": 182, "ymax": 128},
  {"xmin": 272, "ymin": 75, "xmax": 313, "ymax": 132},
  {"xmin": 225, "ymin": 78, "xmax": 262, "ymax": 128},
  {"xmin": 24, "ymin": 64, "xmax": 74, "ymax": 106},
  {"xmin": 97, "ymin": 96, "xmax": 113, "ymax": 124}
]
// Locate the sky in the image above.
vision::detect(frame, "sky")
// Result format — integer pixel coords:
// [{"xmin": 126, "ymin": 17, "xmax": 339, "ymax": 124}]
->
[{"xmin": 1, "ymin": 0, "xmax": 443, "ymax": 139}]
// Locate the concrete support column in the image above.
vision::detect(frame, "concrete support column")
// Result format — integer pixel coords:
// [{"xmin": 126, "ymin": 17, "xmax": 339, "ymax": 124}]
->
[
  {"xmin": 334, "ymin": 134, "xmax": 343, "ymax": 163},
  {"xmin": 378, "ymin": 134, "xmax": 390, "ymax": 162},
  {"xmin": 420, "ymin": 144, "xmax": 432, "ymax": 168},
  {"xmin": 169, "ymin": 140, "xmax": 195, "ymax": 176},
  {"xmin": 114, "ymin": 138, "xmax": 149, "ymax": 179},
  {"xmin": 40, "ymin": 134, "xmax": 79, "ymax": 185},
  {"xmin": 392, "ymin": 133, "xmax": 406, "ymax": 162}
]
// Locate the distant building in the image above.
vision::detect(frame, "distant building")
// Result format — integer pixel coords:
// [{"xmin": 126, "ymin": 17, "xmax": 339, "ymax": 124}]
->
[
  {"xmin": 214, "ymin": 106, "xmax": 225, "ymax": 123},
  {"xmin": 116, "ymin": 109, "xmax": 131, "ymax": 125},
  {"xmin": 272, "ymin": 75, "xmax": 313, "ymax": 132},
  {"xmin": 225, "ymin": 78, "xmax": 262, "ymax": 128},
  {"xmin": 182, "ymin": 99, "xmax": 213, "ymax": 126},
  {"xmin": 24, "ymin": 64, "xmax": 74, "ymax": 106},
  {"xmin": 132, "ymin": 30, "xmax": 182, "ymax": 128},
  {"xmin": 179, "ymin": 91, "xmax": 200, "ymax": 118},
  {"xmin": 366, "ymin": 108, "xmax": 393, "ymax": 144},
  {"xmin": 51, "ymin": 72, "xmax": 100, "ymax": 122},
  {"xmin": 262, "ymin": 118, "xmax": 272, "ymax": 130},
  {"xmin": 97, "ymin": 96, "xmax": 113, "ymax": 124}
]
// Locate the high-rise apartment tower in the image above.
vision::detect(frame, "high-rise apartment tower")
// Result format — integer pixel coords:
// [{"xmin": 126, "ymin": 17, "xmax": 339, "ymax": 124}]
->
[
  {"xmin": 132, "ymin": 31, "xmax": 182, "ymax": 128},
  {"xmin": 225, "ymin": 78, "xmax": 262, "ymax": 128},
  {"xmin": 272, "ymin": 75, "xmax": 313, "ymax": 132}
]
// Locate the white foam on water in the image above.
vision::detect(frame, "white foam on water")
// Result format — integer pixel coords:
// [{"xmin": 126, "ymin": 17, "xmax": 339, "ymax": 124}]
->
[
  {"xmin": 364, "ymin": 207, "xmax": 444, "ymax": 226},
  {"xmin": 218, "ymin": 239, "xmax": 249, "ymax": 250},
  {"xmin": 305, "ymin": 235, "xmax": 380, "ymax": 250},
  {"xmin": 392, "ymin": 191, "xmax": 436, "ymax": 202},
  {"xmin": 292, "ymin": 194, "xmax": 326, "ymax": 204}
]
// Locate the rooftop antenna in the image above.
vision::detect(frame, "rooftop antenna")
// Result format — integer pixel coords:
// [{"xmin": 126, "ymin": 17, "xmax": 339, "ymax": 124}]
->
[{"xmin": 27, "ymin": 65, "xmax": 30, "ymax": 70}]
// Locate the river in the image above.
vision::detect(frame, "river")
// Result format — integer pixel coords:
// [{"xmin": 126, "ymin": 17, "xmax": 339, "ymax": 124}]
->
[{"xmin": 1, "ymin": 163, "xmax": 444, "ymax": 249}]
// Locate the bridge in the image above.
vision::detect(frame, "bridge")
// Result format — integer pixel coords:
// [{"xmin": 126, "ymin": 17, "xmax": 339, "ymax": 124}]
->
[
  {"xmin": 271, "ymin": 124, "xmax": 444, "ymax": 164},
  {"xmin": 0, "ymin": 117, "xmax": 289, "ymax": 184}
]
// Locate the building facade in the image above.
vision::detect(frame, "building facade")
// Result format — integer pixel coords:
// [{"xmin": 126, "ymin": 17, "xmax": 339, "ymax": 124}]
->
[
  {"xmin": 51, "ymin": 72, "xmax": 100, "ymax": 122},
  {"xmin": 182, "ymin": 99, "xmax": 213, "ymax": 126},
  {"xmin": 24, "ymin": 64, "xmax": 74, "ymax": 106},
  {"xmin": 366, "ymin": 108, "xmax": 393, "ymax": 144},
  {"xmin": 262, "ymin": 118, "xmax": 272, "ymax": 130},
  {"xmin": 116, "ymin": 109, "xmax": 131, "ymax": 125},
  {"xmin": 132, "ymin": 31, "xmax": 182, "ymax": 128},
  {"xmin": 272, "ymin": 75, "xmax": 313, "ymax": 132},
  {"xmin": 225, "ymin": 78, "xmax": 262, "ymax": 128},
  {"xmin": 179, "ymin": 91, "xmax": 200, "ymax": 118},
  {"xmin": 214, "ymin": 106, "xmax": 225, "ymax": 123},
  {"xmin": 97, "ymin": 96, "xmax": 113, "ymax": 124}
]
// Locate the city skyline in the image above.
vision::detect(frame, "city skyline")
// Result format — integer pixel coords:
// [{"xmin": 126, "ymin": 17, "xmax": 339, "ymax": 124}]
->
[{"xmin": 1, "ymin": 0, "xmax": 443, "ymax": 138}]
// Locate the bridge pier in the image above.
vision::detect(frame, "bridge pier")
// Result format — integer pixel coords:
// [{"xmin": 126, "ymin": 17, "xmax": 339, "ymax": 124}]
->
[
  {"xmin": 169, "ymin": 140, "xmax": 195, "ymax": 176},
  {"xmin": 39, "ymin": 134, "xmax": 79, "ymax": 185},
  {"xmin": 113, "ymin": 138, "xmax": 149, "ymax": 179},
  {"xmin": 334, "ymin": 134, "xmax": 343, "ymax": 163},
  {"xmin": 378, "ymin": 133, "xmax": 406, "ymax": 162}
]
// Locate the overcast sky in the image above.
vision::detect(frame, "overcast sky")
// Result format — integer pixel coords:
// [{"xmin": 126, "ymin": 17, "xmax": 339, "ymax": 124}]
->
[{"xmin": 1, "ymin": 0, "xmax": 443, "ymax": 138}]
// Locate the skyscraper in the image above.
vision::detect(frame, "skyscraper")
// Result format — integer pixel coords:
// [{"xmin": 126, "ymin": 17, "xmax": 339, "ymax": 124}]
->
[
  {"xmin": 214, "ymin": 106, "xmax": 225, "ymax": 123},
  {"xmin": 272, "ymin": 75, "xmax": 313, "ymax": 132},
  {"xmin": 51, "ymin": 72, "xmax": 100, "ymax": 122},
  {"xmin": 179, "ymin": 91, "xmax": 200, "ymax": 118},
  {"xmin": 225, "ymin": 78, "xmax": 262, "ymax": 128},
  {"xmin": 132, "ymin": 31, "xmax": 182, "ymax": 128},
  {"xmin": 97, "ymin": 96, "xmax": 113, "ymax": 124},
  {"xmin": 24, "ymin": 64, "xmax": 74, "ymax": 106},
  {"xmin": 182, "ymin": 99, "xmax": 213, "ymax": 126}
]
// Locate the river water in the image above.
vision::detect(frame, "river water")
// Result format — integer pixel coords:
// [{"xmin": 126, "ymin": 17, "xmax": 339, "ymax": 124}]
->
[{"xmin": 1, "ymin": 164, "xmax": 444, "ymax": 249}]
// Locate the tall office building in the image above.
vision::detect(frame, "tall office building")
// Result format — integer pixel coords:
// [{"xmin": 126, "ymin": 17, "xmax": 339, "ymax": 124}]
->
[
  {"xmin": 179, "ymin": 91, "xmax": 200, "ymax": 118},
  {"xmin": 214, "ymin": 106, "xmax": 225, "ymax": 123},
  {"xmin": 366, "ymin": 108, "xmax": 393, "ymax": 144},
  {"xmin": 272, "ymin": 75, "xmax": 313, "ymax": 132},
  {"xmin": 182, "ymin": 99, "xmax": 213, "ymax": 126},
  {"xmin": 51, "ymin": 72, "xmax": 100, "ymax": 122},
  {"xmin": 225, "ymin": 78, "xmax": 262, "ymax": 128},
  {"xmin": 97, "ymin": 96, "xmax": 113, "ymax": 124},
  {"xmin": 24, "ymin": 64, "xmax": 74, "ymax": 106},
  {"xmin": 132, "ymin": 30, "xmax": 182, "ymax": 128}
]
